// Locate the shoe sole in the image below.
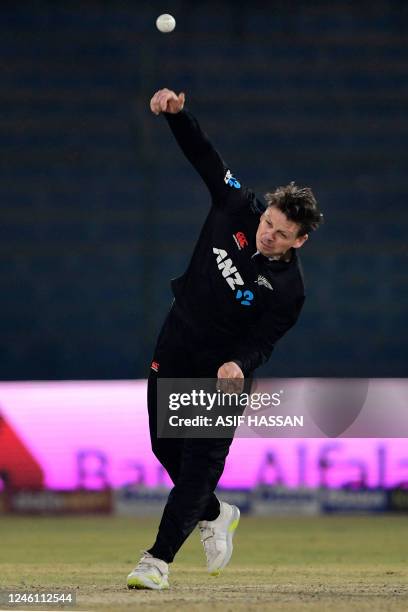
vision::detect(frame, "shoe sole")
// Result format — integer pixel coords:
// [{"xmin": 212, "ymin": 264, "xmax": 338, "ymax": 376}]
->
[
  {"xmin": 210, "ymin": 505, "xmax": 240, "ymax": 576},
  {"xmin": 127, "ymin": 576, "xmax": 169, "ymax": 590}
]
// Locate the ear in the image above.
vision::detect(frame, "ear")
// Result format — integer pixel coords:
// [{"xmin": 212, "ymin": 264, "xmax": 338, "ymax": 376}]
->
[{"xmin": 293, "ymin": 233, "xmax": 308, "ymax": 249}]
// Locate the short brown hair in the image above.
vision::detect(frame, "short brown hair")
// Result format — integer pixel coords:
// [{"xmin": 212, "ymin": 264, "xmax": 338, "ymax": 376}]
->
[{"xmin": 264, "ymin": 181, "xmax": 323, "ymax": 236}]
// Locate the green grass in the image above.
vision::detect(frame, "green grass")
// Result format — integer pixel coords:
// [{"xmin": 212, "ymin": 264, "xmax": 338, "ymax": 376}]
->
[{"xmin": 0, "ymin": 515, "xmax": 407, "ymax": 611}]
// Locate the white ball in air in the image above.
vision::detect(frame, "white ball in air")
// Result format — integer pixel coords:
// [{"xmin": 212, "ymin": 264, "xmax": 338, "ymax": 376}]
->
[{"xmin": 156, "ymin": 14, "xmax": 176, "ymax": 33}]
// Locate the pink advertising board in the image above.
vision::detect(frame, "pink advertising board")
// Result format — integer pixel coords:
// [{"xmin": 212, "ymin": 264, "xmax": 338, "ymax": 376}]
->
[{"xmin": 1, "ymin": 380, "xmax": 407, "ymax": 490}]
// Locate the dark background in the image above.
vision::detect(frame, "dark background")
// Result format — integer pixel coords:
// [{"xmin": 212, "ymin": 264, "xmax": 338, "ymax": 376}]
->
[{"xmin": 1, "ymin": 0, "xmax": 407, "ymax": 380}]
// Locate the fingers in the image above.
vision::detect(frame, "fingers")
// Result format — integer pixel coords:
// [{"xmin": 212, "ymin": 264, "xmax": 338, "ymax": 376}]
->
[
  {"xmin": 217, "ymin": 362, "xmax": 244, "ymax": 379},
  {"xmin": 150, "ymin": 95, "xmax": 159, "ymax": 115},
  {"xmin": 216, "ymin": 362, "xmax": 244, "ymax": 394},
  {"xmin": 150, "ymin": 88, "xmax": 186, "ymax": 115},
  {"xmin": 150, "ymin": 88, "xmax": 176, "ymax": 114},
  {"xmin": 150, "ymin": 89, "xmax": 167, "ymax": 115},
  {"xmin": 150, "ymin": 89, "xmax": 168, "ymax": 115},
  {"xmin": 216, "ymin": 377, "xmax": 245, "ymax": 395}
]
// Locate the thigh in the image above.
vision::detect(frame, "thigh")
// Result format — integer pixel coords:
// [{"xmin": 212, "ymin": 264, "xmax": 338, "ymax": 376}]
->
[
  {"xmin": 177, "ymin": 436, "xmax": 234, "ymax": 490},
  {"xmin": 147, "ymin": 307, "xmax": 197, "ymax": 437},
  {"xmin": 148, "ymin": 368, "xmax": 187, "ymax": 483},
  {"xmin": 147, "ymin": 307, "xmax": 197, "ymax": 482},
  {"xmin": 150, "ymin": 305, "xmax": 197, "ymax": 376}
]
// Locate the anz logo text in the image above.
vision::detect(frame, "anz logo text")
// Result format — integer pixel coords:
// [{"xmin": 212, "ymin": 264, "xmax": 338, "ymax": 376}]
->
[{"xmin": 212, "ymin": 248, "xmax": 254, "ymax": 307}]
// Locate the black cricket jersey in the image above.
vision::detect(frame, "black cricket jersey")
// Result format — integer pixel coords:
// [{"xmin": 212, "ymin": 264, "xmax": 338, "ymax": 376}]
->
[{"xmin": 164, "ymin": 110, "xmax": 305, "ymax": 376}]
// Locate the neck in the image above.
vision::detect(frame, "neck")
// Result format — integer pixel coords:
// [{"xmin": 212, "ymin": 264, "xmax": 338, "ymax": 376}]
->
[
  {"xmin": 271, "ymin": 249, "xmax": 292, "ymax": 263},
  {"xmin": 281, "ymin": 249, "xmax": 292, "ymax": 262}
]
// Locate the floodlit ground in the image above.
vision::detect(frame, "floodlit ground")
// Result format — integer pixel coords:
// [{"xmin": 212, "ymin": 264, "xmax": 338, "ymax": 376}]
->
[{"xmin": 0, "ymin": 515, "xmax": 407, "ymax": 611}]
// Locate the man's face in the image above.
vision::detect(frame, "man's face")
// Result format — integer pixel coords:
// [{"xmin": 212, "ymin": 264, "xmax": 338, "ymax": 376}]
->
[{"xmin": 255, "ymin": 206, "xmax": 308, "ymax": 258}]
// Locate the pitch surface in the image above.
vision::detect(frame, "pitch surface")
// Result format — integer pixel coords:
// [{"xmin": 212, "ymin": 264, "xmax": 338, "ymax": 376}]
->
[{"xmin": 1, "ymin": 515, "xmax": 407, "ymax": 611}]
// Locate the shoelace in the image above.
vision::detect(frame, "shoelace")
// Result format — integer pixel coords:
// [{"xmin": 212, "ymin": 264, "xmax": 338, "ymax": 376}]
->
[
  {"xmin": 199, "ymin": 526, "xmax": 216, "ymax": 562},
  {"xmin": 135, "ymin": 551, "xmax": 159, "ymax": 572},
  {"xmin": 199, "ymin": 526, "xmax": 215, "ymax": 542},
  {"xmin": 137, "ymin": 559, "xmax": 155, "ymax": 571}
]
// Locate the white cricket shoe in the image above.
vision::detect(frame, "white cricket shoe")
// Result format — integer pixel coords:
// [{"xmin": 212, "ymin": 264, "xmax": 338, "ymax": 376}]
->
[
  {"xmin": 198, "ymin": 501, "xmax": 240, "ymax": 575},
  {"xmin": 127, "ymin": 551, "xmax": 169, "ymax": 590}
]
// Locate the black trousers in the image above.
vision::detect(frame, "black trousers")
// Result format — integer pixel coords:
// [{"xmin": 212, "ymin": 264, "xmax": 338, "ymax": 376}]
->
[{"xmin": 146, "ymin": 304, "xmax": 248, "ymax": 563}]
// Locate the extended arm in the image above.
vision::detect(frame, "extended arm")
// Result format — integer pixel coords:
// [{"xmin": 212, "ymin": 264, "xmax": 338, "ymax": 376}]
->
[{"xmin": 150, "ymin": 88, "xmax": 252, "ymax": 207}]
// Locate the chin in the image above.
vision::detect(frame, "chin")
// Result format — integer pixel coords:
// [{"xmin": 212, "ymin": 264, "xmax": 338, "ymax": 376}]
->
[
  {"xmin": 260, "ymin": 247, "xmax": 276, "ymax": 257},
  {"xmin": 257, "ymin": 243, "xmax": 269, "ymax": 256}
]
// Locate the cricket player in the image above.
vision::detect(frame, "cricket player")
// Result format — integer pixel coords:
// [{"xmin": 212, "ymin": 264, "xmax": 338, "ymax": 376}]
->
[{"xmin": 127, "ymin": 88, "xmax": 323, "ymax": 590}]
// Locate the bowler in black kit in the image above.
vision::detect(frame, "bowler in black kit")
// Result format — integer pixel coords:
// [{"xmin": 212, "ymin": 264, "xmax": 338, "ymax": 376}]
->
[{"xmin": 127, "ymin": 88, "xmax": 323, "ymax": 591}]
